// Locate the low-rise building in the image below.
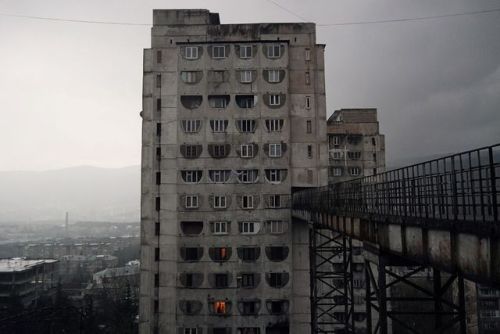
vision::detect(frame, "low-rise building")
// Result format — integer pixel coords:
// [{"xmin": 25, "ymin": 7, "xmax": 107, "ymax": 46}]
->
[{"xmin": 0, "ymin": 258, "xmax": 59, "ymax": 309}]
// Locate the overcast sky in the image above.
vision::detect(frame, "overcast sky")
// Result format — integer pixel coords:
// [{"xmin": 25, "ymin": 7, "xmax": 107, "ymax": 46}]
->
[{"xmin": 0, "ymin": 0, "xmax": 499, "ymax": 171}]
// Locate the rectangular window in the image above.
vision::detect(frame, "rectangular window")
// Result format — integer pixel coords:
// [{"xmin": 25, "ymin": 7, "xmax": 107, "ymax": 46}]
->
[
  {"xmin": 212, "ymin": 221, "xmax": 228, "ymax": 235},
  {"xmin": 305, "ymin": 48, "xmax": 311, "ymax": 61},
  {"xmin": 209, "ymin": 96, "xmax": 228, "ymax": 108},
  {"xmin": 332, "ymin": 136, "xmax": 340, "ymax": 146},
  {"xmin": 184, "ymin": 329, "xmax": 198, "ymax": 334},
  {"xmin": 269, "ymin": 143, "xmax": 282, "ymax": 158},
  {"xmin": 269, "ymin": 220, "xmax": 285, "ymax": 234},
  {"xmin": 242, "ymin": 195, "xmax": 254, "ymax": 209},
  {"xmin": 348, "ymin": 151, "xmax": 362, "ymax": 160},
  {"xmin": 268, "ymin": 70, "xmax": 280, "ymax": 83},
  {"xmin": 156, "ymin": 123, "xmax": 161, "ymax": 136},
  {"xmin": 215, "ymin": 274, "xmax": 228, "ymax": 288},
  {"xmin": 307, "ymin": 145, "xmax": 313, "ymax": 158},
  {"xmin": 182, "ymin": 120, "xmax": 201, "ymax": 133},
  {"xmin": 209, "ymin": 70, "xmax": 226, "ymax": 83},
  {"xmin": 265, "ymin": 119, "xmax": 284, "ymax": 132},
  {"xmin": 267, "ymin": 169, "xmax": 281, "ymax": 183},
  {"xmin": 209, "ymin": 170, "xmax": 230, "ymax": 183},
  {"xmin": 156, "ymin": 147, "xmax": 161, "ymax": 159},
  {"xmin": 154, "ymin": 300, "xmax": 159, "ymax": 313},
  {"xmin": 156, "ymin": 172, "xmax": 161, "ymax": 185},
  {"xmin": 185, "ymin": 195, "xmax": 199, "ymax": 208},
  {"xmin": 305, "ymin": 72, "xmax": 310, "ymax": 85},
  {"xmin": 155, "ymin": 222, "xmax": 160, "ymax": 236},
  {"xmin": 349, "ymin": 167, "xmax": 361, "ymax": 176},
  {"xmin": 306, "ymin": 120, "xmax": 312, "ymax": 133},
  {"xmin": 240, "ymin": 45, "xmax": 252, "ymax": 58},
  {"xmin": 241, "ymin": 274, "xmax": 255, "ymax": 288},
  {"xmin": 154, "ymin": 273, "xmax": 159, "ymax": 287},
  {"xmin": 156, "ymin": 74, "xmax": 161, "ymax": 88},
  {"xmin": 181, "ymin": 71, "xmax": 197, "ymax": 83},
  {"xmin": 214, "ymin": 196, "xmax": 227, "ymax": 209},
  {"xmin": 155, "ymin": 197, "xmax": 160, "ymax": 211},
  {"xmin": 237, "ymin": 120, "xmax": 256, "ymax": 133},
  {"xmin": 240, "ymin": 70, "xmax": 253, "ymax": 83},
  {"xmin": 240, "ymin": 144, "xmax": 254, "ymax": 158},
  {"xmin": 210, "ymin": 119, "xmax": 228, "ymax": 133},
  {"xmin": 269, "ymin": 94, "xmax": 281, "ymax": 106},
  {"xmin": 156, "ymin": 98, "xmax": 161, "ymax": 112},
  {"xmin": 267, "ymin": 44, "xmax": 281, "ymax": 58},
  {"xmin": 240, "ymin": 221, "xmax": 257, "ymax": 234},
  {"xmin": 333, "ymin": 168, "xmax": 342, "ymax": 176},
  {"xmin": 154, "ymin": 248, "xmax": 160, "ymax": 261},
  {"xmin": 237, "ymin": 170, "xmax": 258, "ymax": 183},
  {"xmin": 212, "ymin": 45, "xmax": 226, "ymax": 58},
  {"xmin": 305, "ymin": 96, "xmax": 311, "ymax": 109},
  {"xmin": 268, "ymin": 195, "xmax": 282, "ymax": 208},
  {"xmin": 156, "ymin": 50, "xmax": 162, "ymax": 63},
  {"xmin": 185, "ymin": 46, "xmax": 199, "ymax": 60}
]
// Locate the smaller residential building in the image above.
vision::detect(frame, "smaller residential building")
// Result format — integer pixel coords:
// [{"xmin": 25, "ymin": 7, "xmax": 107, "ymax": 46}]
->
[
  {"xmin": 0, "ymin": 258, "xmax": 59, "ymax": 309},
  {"xmin": 327, "ymin": 108, "xmax": 385, "ymax": 183}
]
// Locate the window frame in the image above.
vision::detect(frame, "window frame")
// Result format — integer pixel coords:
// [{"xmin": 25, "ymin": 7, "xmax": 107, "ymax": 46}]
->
[
  {"xmin": 210, "ymin": 119, "xmax": 228, "ymax": 133},
  {"xmin": 269, "ymin": 94, "xmax": 281, "ymax": 106},
  {"xmin": 240, "ymin": 144, "xmax": 255, "ymax": 158},
  {"xmin": 237, "ymin": 169, "xmax": 258, "ymax": 183},
  {"xmin": 240, "ymin": 221, "xmax": 259, "ymax": 234},
  {"xmin": 267, "ymin": 44, "xmax": 281, "ymax": 58},
  {"xmin": 241, "ymin": 195, "xmax": 254, "ymax": 209},
  {"xmin": 265, "ymin": 119, "xmax": 284, "ymax": 132},
  {"xmin": 212, "ymin": 221, "xmax": 229, "ymax": 235},
  {"xmin": 305, "ymin": 96, "xmax": 311, "ymax": 109},
  {"xmin": 182, "ymin": 120, "xmax": 201, "ymax": 133},
  {"xmin": 268, "ymin": 70, "xmax": 280, "ymax": 83},
  {"xmin": 269, "ymin": 220, "xmax": 285, "ymax": 234},
  {"xmin": 209, "ymin": 170, "xmax": 231, "ymax": 183},
  {"xmin": 185, "ymin": 46, "xmax": 199, "ymax": 60},
  {"xmin": 240, "ymin": 45, "xmax": 253, "ymax": 59},
  {"xmin": 212, "ymin": 45, "xmax": 226, "ymax": 59},
  {"xmin": 214, "ymin": 195, "xmax": 227, "ymax": 209},
  {"xmin": 240, "ymin": 70, "xmax": 253, "ymax": 83},
  {"xmin": 182, "ymin": 170, "xmax": 202, "ymax": 183},
  {"xmin": 185, "ymin": 195, "xmax": 199, "ymax": 209},
  {"xmin": 268, "ymin": 143, "xmax": 282, "ymax": 158}
]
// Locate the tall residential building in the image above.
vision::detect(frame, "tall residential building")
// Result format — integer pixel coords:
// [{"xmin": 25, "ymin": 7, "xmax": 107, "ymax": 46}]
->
[
  {"xmin": 327, "ymin": 108, "xmax": 385, "ymax": 183},
  {"xmin": 140, "ymin": 9, "xmax": 328, "ymax": 334},
  {"xmin": 326, "ymin": 108, "xmax": 385, "ymax": 333}
]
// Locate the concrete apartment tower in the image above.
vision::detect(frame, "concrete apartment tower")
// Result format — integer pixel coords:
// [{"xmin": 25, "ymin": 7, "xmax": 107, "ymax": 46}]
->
[
  {"xmin": 140, "ymin": 9, "xmax": 328, "ymax": 334},
  {"xmin": 326, "ymin": 108, "xmax": 385, "ymax": 333}
]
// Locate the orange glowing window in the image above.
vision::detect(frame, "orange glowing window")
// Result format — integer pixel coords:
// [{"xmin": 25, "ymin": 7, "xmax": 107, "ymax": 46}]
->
[
  {"xmin": 220, "ymin": 248, "xmax": 227, "ymax": 259},
  {"xmin": 214, "ymin": 301, "xmax": 226, "ymax": 314}
]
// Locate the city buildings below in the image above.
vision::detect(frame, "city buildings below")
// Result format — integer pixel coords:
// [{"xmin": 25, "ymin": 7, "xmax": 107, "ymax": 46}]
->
[
  {"xmin": 59, "ymin": 254, "xmax": 119, "ymax": 285},
  {"xmin": 92, "ymin": 260, "xmax": 140, "ymax": 288},
  {"xmin": 327, "ymin": 108, "xmax": 385, "ymax": 183},
  {"xmin": 0, "ymin": 258, "xmax": 59, "ymax": 309}
]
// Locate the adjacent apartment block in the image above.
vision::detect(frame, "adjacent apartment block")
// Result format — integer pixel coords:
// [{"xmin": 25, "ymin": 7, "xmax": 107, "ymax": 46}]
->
[
  {"xmin": 327, "ymin": 108, "xmax": 385, "ymax": 183},
  {"xmin": 326, "ymin": 108, "xmax": 385, "ymax": 333},
  {"xmin": 140, "ymin": 9, "xmax": 328, "ymax": 334}
]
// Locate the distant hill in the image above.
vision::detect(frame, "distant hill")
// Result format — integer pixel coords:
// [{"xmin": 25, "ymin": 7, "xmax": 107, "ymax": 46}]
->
[{"xmin": 0, "ymin": 166, "xmax": 140, "ymax": 224}]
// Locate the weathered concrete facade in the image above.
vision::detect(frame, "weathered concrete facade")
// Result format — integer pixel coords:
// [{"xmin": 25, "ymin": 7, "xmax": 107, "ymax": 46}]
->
[
  {"xmin": 140, "ymin": 9, "xmax": 327, "ymax": 333},
  {"xmin": 327, "ymin": 108, "xmax": 385, "ymax": 183}
]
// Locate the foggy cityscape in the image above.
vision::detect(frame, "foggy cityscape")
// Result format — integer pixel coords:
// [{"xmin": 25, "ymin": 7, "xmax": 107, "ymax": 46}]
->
[{"xmin": 0, "ymin": 1, "xmax": 499, "ymax": 334}]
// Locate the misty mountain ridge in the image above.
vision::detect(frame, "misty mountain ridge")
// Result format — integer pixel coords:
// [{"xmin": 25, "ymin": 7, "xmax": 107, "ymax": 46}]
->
[{"xmin": 0, "ymin": 165, "xmax": 140, "ymax": 224}]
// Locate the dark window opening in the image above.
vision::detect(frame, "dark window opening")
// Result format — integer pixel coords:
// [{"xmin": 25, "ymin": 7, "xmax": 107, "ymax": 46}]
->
[
  {"xmin": 154, "ymin": 248, "xmax": 160, "ymax": 261},
  {"xmin": 180, "ymin": 95, "xmax": 203, "ymax": 109},
  {"xmin": 156, "ymin": 147, "xmax": 161, "ymax": 160},
  {"xmin": 154, "ymin": 222, "xmax": 160, "ymax": 236},
  {"xmin": 265, "ymin": 246, "xmax": 289, "ymax": 262},
  {"xmin": 156, "ymin": 172, "xmax": 161, "ymax": 185},
  {"xmin": 208, "ymin": 144, "xmax": 230, "ymax": 159},
  {"xmin": 240, "ymin": 273, "xmax": 257, "ymax": 288},
  {"xmin": 156, "ymin": 98, "xmax": 161, "ymax": 112},
  {"xmin": 154, "ymin": 300, "xmax": 159, "ymax": 313},
  {"xmin": 155, "ymin": 197, "xmax": 160, "ymax": 211},
  {"xmin": 156, "ymin": 50, "xmax": 162, "ymax": 64},
  {"xmin": 372, "ymin": 137, "xmax": 376, "ymax": 146},
  {"xmin": 236, "ymin": 95, "xmax": 256, "ymax": 108},
  {"xmin": 215, "ymin": 274, "xmax": 229, "ymax": 288},
  {"xmin": 154, "ymin": 273, "xmax": 159, "ymax": 287},
  {"xmin": 156, "ymin": 74, "xmax": 161, "ymax": 88},
  {"xmin": 306, "ymin": 120, "xmax": 312, "ymax": 133},
  {"xmin": 307, "ymin": 145, "xmax": 313, "ymax": 158},
  {"xmin": 208, "ymin": 95, "xmax": 230, "ymax": 108},
  {"xmin": 209, "ymin": 247, "xmax": 231, "ymax": 262},
  {"xmin": 181, "ymin": 247, "xmax": 203, "ymax": 262},
  {"xmin": 237, "ymin": 247, "xmax": 260, "ymax": 262},
  {"xmin": 266, "ymin": 272, "xmax": 289, "ymax": 288},
  {"xmin": 266, "ymin": 300, "xmax": 289, "ymax": 316},
  {"xmin": 180, "ymin": 221, "xmax": 203, "ymax": 235},
  {"xmin": 156, "ymin": 123, "xmax": 161, "ymax": 136}
]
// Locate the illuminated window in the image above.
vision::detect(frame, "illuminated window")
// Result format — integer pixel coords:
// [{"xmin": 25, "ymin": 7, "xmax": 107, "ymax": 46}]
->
[{"xmin": 214, "ymin": 301, "xmax": 227, "ymax": 314}]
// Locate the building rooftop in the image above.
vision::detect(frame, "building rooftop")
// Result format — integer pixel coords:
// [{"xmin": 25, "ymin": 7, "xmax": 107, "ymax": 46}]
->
[
  {"xmin": 327, "ymin": 108, "xmax": 378, "ymax": 124},
  {"xmin": 0, "ymin": 258, "xmax": 58, "ymax": 272}
]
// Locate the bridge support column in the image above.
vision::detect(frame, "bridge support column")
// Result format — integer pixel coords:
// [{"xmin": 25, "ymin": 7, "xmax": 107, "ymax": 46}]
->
[
  {"xmin": 364, "ymin": 247, "xmax": 468, "ymax": 334},
  {"xmin": 309, "ymin": 223, "xmax": 355, "ymax": 333}
]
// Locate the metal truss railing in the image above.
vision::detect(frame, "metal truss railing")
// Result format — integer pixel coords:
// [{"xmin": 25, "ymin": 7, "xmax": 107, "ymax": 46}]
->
[{"xmin": 294, "ymin": 143, "xmax": 500, "ymax": 231}]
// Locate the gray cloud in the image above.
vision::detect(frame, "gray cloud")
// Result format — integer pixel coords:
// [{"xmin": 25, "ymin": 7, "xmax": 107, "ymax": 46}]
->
[{"xmin": 0, "ymin": 0, "xmax": 498, "ymax": 170}]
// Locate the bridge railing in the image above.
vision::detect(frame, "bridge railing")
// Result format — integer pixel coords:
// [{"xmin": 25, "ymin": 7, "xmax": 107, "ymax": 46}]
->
[{"xmin": 293, "ymin": 143, "xmax": 500, "ymax": 226}]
